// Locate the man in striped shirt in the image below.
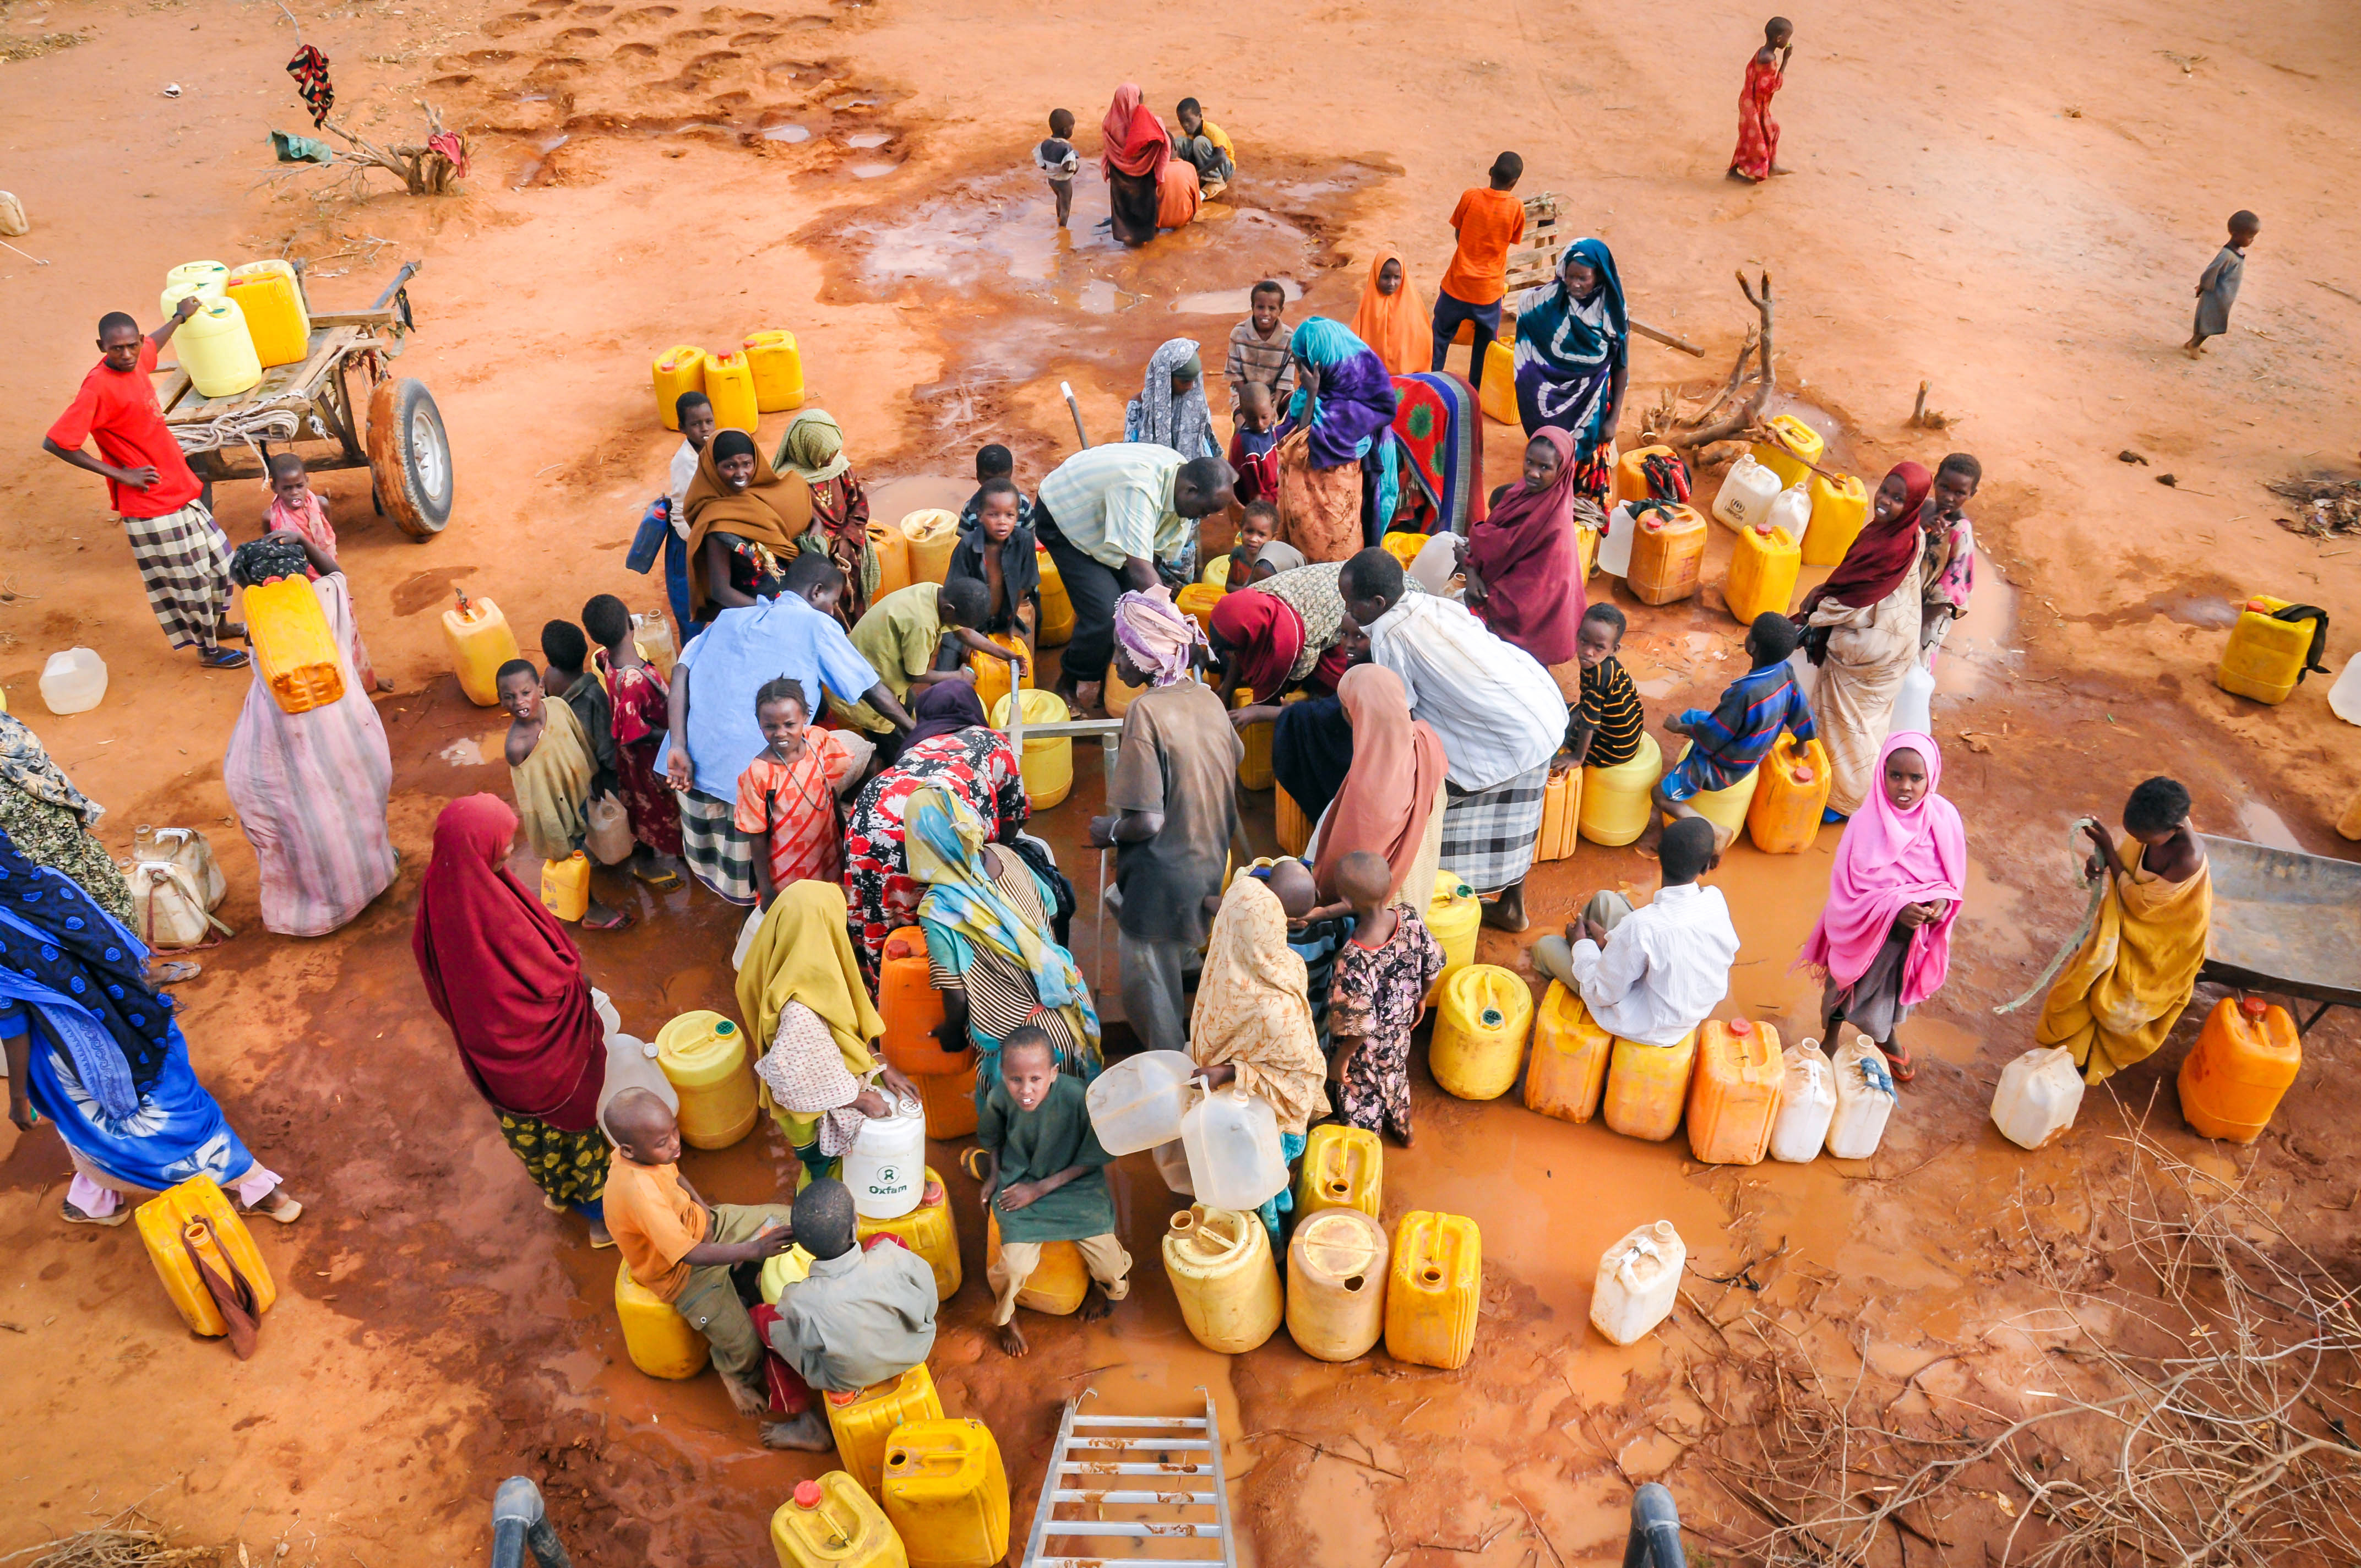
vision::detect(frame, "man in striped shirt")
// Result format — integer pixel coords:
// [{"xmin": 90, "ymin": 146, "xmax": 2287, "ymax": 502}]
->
[
  {"xmin": 1655, "ymin": 613, "xmax": 1815, "ymax": 849},
  {"xmin": 1223, "ymin": 281, "xmax": 1298, "ymax": 420}
]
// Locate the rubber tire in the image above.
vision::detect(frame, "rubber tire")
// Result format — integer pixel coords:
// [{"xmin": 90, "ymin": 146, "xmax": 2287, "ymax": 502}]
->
[{"xmin": 367, "ymin": 377, "xmax": 454, "ymax": 538}]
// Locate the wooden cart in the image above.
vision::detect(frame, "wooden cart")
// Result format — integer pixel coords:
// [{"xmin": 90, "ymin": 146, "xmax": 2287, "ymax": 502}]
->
[{"xmin": 154, "ymin": 260, "xmax": 454, "ymax": 538}]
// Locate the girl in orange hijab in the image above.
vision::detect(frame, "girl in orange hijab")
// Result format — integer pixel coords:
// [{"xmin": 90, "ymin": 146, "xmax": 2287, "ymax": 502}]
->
[
  {"xmin": 1348, "ymin": 247, "xmax": 1429, "ymax": 378},
  {"xmin": 1310, "ymin": 665, "xmax": 1448, "ymax": 906}
]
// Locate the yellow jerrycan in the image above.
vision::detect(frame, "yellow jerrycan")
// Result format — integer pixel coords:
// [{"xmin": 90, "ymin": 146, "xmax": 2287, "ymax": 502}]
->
[
  {"xmin": 1430, "ymin": 963, "xmax": 1534, "ymax": 1101},
  {"xmin": 1287, "ymin": 1207, "xmax": 1389, "ymax": 1362},
  {"xmin": 655, "ymin": 1010, "xmax": 758, "ymax": 1150},
  {"xmin": 858, "ymin": 1170, "xmax": 964, "ymax": 1302},
  {"xmin": 901, "ymin": 510, "xmax": 960, "ymax": 585},
  {"xmin": 1424, "ymin": 870, "xmax": 1481, "ymax": 999},
  {"xmin": 1580, "ymin": 728, "xmax": 1664, "ymax": 847},
  {"xmin": 1174, "ymin": 581, "xmax": 1225, "ymax": 639},
  {"xmin": 985, "ymin": 1211, "xmax": 1087, "ymax": 1315},
  {"xmin": 1478, "ymin": 340, "xmax": 1517, "ymax": 425},
  {"xmin": 883, "ymin": 1419, "xmax": 1009, "ymax": 1568},
  {"xmin": 1604, "ymin": 1028, "xmax": 1700, "ymax": 1142},
  {"xmin": 744, "ymin": 329, "xmax": 806, "ymax": 413},
  {"xmin": 443, "ymin": 589, "xmax": 521, "ymax": 706},
  {"xmin": 967, "ymin": 631, "xmax": 1030, "ymax": 718},
  {"xmin": 650, "ymin": 345, "xmax": 706, "ymax": 430},
  {"xmin": 1534, "ymin": 765, "xmax": 1583, "ymax": 863},
  {"xmin": 160, "ymin": 258, "xmax": 230, "ymax": 318},
  {"xmin": 1296, "ymin": 1123, "xmax": 1381, "ymax": 1219},
  {"xmin": 703, "ymin": 350, "xmax": 761, "ymax": 433},
  {"xmin": 1662, "ymin": 742, "xmax": 1761, "ymax": 840},
  {"xmin": 1384, "ymin": 1210, "xmax": 1481, "ymax": 1370},
  {"xmin": 226, "ymin": 260, "xmax": 311, "ymax": 368},
  {"xmin": 1274, "ymin": 782, "xmax": 1313, "ymax": 856},
  {"xmin": 1723, "ymin": 521, "xmax": 1802, "ymax": 625},
  {"xmin": 1686, "ymin": 1019, "xmax": 1785, "ymax": 1165},
  {"xmin": 771, "ymin": 1473, "xmax": 907, "ymax": 1568},
  {"xmin": 1524, "ymin": 982, "xmax": 1613, "ymax": 1124},
  {"xmin": 135, "ymin": 1175, "xmax": 277, "ymax": 1338},
  {"xmin": 992, "ymin": 688, "xmax": 1073, "ymax": 811},
  {"xmin": 1751, "ymin": 412, "xmax": 1824, "ymax": 489},
  {"xmin": 868, "ymin": 520, "xmax": 912, "ymax": 600},
  {"xmin": 614, "ymin": 1258, "xmax": 709, "ymax": 1379},
  {"xmin": 1035, "ymin": 546, "xmax": 1074, "ymax": 646},
  {"xmin": 1162, "ymin": 1205, "xmax": 1284, "ymax": 1354},
  {"xmin": 827, "ymin": 1362, "xmax": 945, "ymax": 1498},
  {"xmin": 177, "ymin": 297, "xmax": 265, "ymax": 399},
  {"xmin": 1802, "ymin": 472, "xmax": 1868, "ymax": 565},
  {"xmin": 2217, "ymin": 596, "xmax": 2329, "ymax": 705},
  {"xmin": 243, "ymin": 575, "xmax": 346, "ymax": 715},
  {"xmin": 540, "ymin": 853, "xmax": 591, "ymax": 922}
]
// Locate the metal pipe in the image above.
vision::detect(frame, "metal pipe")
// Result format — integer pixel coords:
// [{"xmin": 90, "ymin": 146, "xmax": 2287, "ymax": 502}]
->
[
  {"xmin": 489, "ymin": 1477, "xmax": 573, "ymax": 1568},
  {"xmin": 1622, "ymin": 1483, "xmax": 1685, "ymax": 1568}
]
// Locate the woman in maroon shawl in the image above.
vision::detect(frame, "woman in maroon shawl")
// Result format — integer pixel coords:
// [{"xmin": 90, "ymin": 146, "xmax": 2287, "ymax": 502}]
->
[
  {"xmin": 413, "ymin": 794, "xmax": 613, "ymax": 1244},
  {"xmin": 1102, "ymin": 83, "xmax": 1169, "ymax": 247},
  {"xmin": 1462, "ymin": 427, "xmax": 1584, "ymax": 667}
]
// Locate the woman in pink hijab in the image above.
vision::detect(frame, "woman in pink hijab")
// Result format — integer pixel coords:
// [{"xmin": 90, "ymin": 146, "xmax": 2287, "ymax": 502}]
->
[{"xmin": 1796, "ymin": 730, "xmax": 1965, "ymax": 1083}]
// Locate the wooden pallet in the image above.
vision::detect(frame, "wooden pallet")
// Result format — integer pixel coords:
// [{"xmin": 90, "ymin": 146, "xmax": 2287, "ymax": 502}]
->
[{"xmin": 1501, "ymin": 191, "xmax": 1568, "ymax": 293}]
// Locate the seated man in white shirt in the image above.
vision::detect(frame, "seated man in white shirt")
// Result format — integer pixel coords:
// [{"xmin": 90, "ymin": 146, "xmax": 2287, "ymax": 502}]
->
[
  {"xmin": 1531, "ymin": 817, "xmax": 1739, "ymax": 1046},
  {"xmin": 1338, "ymin": 546, "xmax": 1566, "ymax": 933}
]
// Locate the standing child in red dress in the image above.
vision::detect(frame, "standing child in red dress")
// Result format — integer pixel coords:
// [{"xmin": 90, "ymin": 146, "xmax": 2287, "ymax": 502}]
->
[
  {"xmin": 1729, "ymin": 18, "xmax": 1794, "ymax": 183},
  {"xmin": 582, "ymin": 594, "xmax": 685, "ymax": 889}
]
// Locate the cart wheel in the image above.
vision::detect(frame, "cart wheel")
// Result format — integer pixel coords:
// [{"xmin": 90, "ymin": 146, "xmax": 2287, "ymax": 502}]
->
[{"xmin": 367, "ymin": 377, "xmax": 453, "ymax": 538}]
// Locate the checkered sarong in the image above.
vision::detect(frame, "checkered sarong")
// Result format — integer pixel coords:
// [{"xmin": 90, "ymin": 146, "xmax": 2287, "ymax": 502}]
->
[
  {"xmin": 123, "ymin": 501, "xmax": 230, "ymax": 651},
  {"xmin": 674, "ymin": 785, "xmax": 757, "ymax": 906},
  {"xmin": 1439, "ymin": 760, "xmax": 1549, "ymax": 896}
]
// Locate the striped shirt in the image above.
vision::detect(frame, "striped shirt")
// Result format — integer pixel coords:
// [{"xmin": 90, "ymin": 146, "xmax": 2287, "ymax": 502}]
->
[
  {"xmin": 1574, "ymin": 656, "xmax": 1646, "ymax": 768},
  {"xmin": 924, "ymin": 844, "xmax": 1081, "ymax": 1063},
  {"xmin": 1677, "ymin": 661, "xmax": 1815, "ymax": 781},
  {"xmin": 1034, "ymin": 444, "xmax": 1190, "ymax": 570},
  {"xmin": 1225, "ymin": 317, "xmax": 1299, "ymax": 413}
]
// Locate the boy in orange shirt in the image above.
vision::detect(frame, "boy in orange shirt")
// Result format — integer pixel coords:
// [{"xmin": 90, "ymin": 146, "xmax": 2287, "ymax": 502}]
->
[{"xmin": 1429, "ymin": 153, "xmax": 1526, "ymax": 399}]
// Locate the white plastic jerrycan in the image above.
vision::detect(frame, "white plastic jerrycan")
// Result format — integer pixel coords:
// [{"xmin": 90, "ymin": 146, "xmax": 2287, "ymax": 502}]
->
[
  {"xmin": 1086, "ymin": 1049, "xmax": 1198, "ymax": 1156},
  {"xmin": 1597, "ymin": 503, "xmax": 1638, "ymax": 579},
  {"xmin": 40, "ymin": 648, "xmax": 108, "ymax": 715},
  {"xmin": 841, "ymin": 1092, "xmax": 927, "ymax": 1219},
  {"xmin": 1770, "ymin": 1037, "xmax": 1836, "ymax": 1163},
  {"xmin": 1712, "ymin": 454, "xmax": 1784, "ymax": 531},
  {"xmin": 1992, "ymin": 1046, "xmax": 2085, "ymax": 1151},
  {"xmin": 1889, "ymin": 659, "xmax": 1935, "ymax": 737},
  {"xmin": 1826, "ymin": 1035, "xmax": 1897, "ymax": 1159},
  {"xmin": 1180, "ymin": 1084, "xmax": 1287, "ymax": 1211},
  {"xmin": 1590, "ymin": 1221, "xmax": 1686, "ymax": 1346},
  {"xmin": 1766, "ymin": 484, "xmax": 1813, "ymax": 543}
]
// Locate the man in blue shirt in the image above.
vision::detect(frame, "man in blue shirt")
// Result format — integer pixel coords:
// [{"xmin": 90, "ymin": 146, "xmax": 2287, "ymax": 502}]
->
[
  {"xmin": 660, "ymin": 553, "xmax": 912, "ymax": 902},
  {"xmin": 1654, "ymin": 613, "xmax": 1815, "ymax": 851}
]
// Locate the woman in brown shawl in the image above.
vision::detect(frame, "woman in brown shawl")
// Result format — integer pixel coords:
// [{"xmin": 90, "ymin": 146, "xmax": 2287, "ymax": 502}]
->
[{"xmin": 683, "ymin": 428, "xmax": 813, "ymax": 620}]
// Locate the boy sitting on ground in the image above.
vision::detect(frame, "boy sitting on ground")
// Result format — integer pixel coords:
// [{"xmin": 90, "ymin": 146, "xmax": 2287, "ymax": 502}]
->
[
  {"xmin": 1325, "ymin": 850, "xmax": 1446, "ymax": 1146},
  {"xmin": 1532, "ymin": 816, "xmax": 1738, "ymax": 1047},
  {"xmin": 1564, "ymin": 603, "xmax": 1645, "ymax": 770},
  {"xmin": 831, "ymin": 578, "xmax": 1026, "ymax": 753},
  {"xmin": 602, "ymin": 1089, "xmax": 801, "ymax": 1443},
  {"xmin": 977, "ymin": 1027, "xmax": 1130, "ymax": 1357},
  {"xmin": 1654, "ymin": 612, "xmax": 1813, "ymax": 851},
  {"xmin": 499, "ymin": 657, "xmax": 628, "ymax": 929},
  {"xmin": 1173, "ymin": 97, "xmax": 1236, "ymax": 199},
  {"xmin": 757, "ymin": 1175, "xmax": 940, "ymax": 1451}
]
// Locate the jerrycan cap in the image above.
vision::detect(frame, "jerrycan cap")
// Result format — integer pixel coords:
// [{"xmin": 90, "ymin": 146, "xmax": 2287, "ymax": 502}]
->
[
  {"xmin": 1729, "ymin": 1017, "xmax": 1754, "ymax": 1036},
  {"xmin": 1751, "ymin": 522, "xmax": 1774, "ymax": 536},
  {"xmin": 1480, "ymin": 1008, "xmax": 1504, "ymax": 1028},
  {"xmin": 885, "ymin": 937, "xmax": 913, "ymax": 961},
  {"xmin": 2239, "ymin": 997, "xmax": 2268, "ymax": 1019},
  {"xmin": 793, "ymin": 1480, "xmax": 823, "ymax": 1509},
  {"xmin": 2245, "ymin": 596, "xmax": 2268, "ymax": 612},
  {"xmin": 713, "ymin": 1019, "xmax": 737, "ymax": 1037}
]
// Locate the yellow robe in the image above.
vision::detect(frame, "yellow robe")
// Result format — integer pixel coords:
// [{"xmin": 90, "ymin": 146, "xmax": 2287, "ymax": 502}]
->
[
  {"xmin": 509, "ymin": 696, "xmax": 593, "ymax": 863},
  {"xmin": 2033, "ymin": 837, "xmax": 2212, "ymax": 1084},
  {"xmin": 735, "ymin": 881, "xmax": 886, "ymax": 1150},
  {"xmin": 1188, "ymin": 876, "xmax": 1329, "ymax": 1134}
]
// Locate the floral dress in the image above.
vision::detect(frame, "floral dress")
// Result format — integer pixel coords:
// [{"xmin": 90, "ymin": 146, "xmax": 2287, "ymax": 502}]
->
[
  {"xmin": 596, "ymin": 653, "xmax": 683, "ymax": 857},
  {"xmin": 1328, "ymin": 913, "xmax": 1445, "ymax": 1138},
  {"xmin": 841, "ymin": 729, "xmax": 1028, "ymax": 979}
]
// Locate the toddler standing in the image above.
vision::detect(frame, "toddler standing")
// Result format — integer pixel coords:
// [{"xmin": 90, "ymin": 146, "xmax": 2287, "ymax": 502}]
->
[
  {"xmin": 1325, "ymin": 850, "xmax": 1444, "ymax": 1146},
  {"xmin": 2188, "ymin": 211, "xmax": 2260, "ymax": 356},
  {"xmin": 1036, "ymin": 110, "xmax": 1079, "ymax": 228}
]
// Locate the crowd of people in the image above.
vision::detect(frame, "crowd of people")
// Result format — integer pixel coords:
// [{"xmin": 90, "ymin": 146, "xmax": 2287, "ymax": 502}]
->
[{"xmin": 4, "ymin": 42, "xmax": 2251, "ymax": 1461}]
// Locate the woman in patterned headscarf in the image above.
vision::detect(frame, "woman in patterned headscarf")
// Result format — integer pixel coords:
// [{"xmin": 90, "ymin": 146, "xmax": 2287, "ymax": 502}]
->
[
  {"xmin": 1511, "ymin": 238, "xmax": 1628, "ymax": 499},
  {"xmin": 1123, "ymin": 338, "xmax": 1221, "ymax": 459},
  {"xmin": 0, "ymin": 711, "xmax": 133, "ymax": 924},
  {"xmin": 774, "ymin": 409, "xmax": 877, "ymax": 623}
]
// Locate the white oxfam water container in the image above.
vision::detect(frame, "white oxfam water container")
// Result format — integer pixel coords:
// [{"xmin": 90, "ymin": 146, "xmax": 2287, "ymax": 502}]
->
[
  {"xmin": 842, "ymin": 1093, "xmax": 926, "ymax": 1219},
  {"xmin": 1590, "ymin": 1220, "xmax": 1685, "ymax": 1346},
  {"xmin": 1889, "ymin": 660, "xmax": 1935, "ymax": 737},
  {"xmin": 1826, "ymin": 1036, "xmax": 1896, "ymax": 1159},
  {"xmin": 1769, "ymin": 1038, "xmax": 1836, "ymax": 1163},
  {"xmin": 1767, "ymin": 484, "xmax": 1813, "ymax": 542},
  {"xmin": 1597, "ymin": 503, "xmax": 1638, "ymax": 579},
  {"xmin": 1180, "ymin": 1085, "xmax": 1287, "ymax": 1211},
  {"xmin": 1086, "ymin": 1049, "xmax": 1198, "ymax": 1155},
  {"xmin": 1992, "ymin": 1046, "xmax": 2085, "ymax": 1150},
  {"xmin": 1712, "ymin": 454, "xmax": 1784, "ymax": 531}
]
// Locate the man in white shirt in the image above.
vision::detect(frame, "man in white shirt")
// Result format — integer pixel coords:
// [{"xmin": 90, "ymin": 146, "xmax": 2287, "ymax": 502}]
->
[
  {"xmin": 1534, "ymin": 818, "xmax": 1739, "ymax": 1047},
  {"xmin": 1339, "ymin": 547, "xmax": 1565, "ymax": 932},
  {"xmin": 1033, "ymin": 444, "xmax": 1234, "ymax": 711}
]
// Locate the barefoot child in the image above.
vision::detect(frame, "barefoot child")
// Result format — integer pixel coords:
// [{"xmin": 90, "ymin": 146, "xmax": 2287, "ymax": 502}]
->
[
  {"xmin": 946, "ymin": 478, "xmax": 1040, "ymax": 646},
  {"xmin": 601, "ymin": 1088, "xmax": 801, "ymax": 1441},
  {"xmin": 2186, "ymin": 211, "xmax": 2260, "ymax": 357},
  {"xmin": 1325, "ymin": 850, "xmax": 1445, "ymax": 1146},
  {"xmin": 1565, "ymin": 603, "xmax": 1645, "ymax": 768},
  {"xmin": 1729, "ymin": 17, "xmax": 1793, "ymax": 182},
  {"xmin": 1226, "ymin": 384, "xmax": 1284, "ymax": 509},
  {"xmin": 978, "ymin": 1027, "xmax": 1130, "ymax": 1356},
  {"xmin": 736, "ymin": 676, "xmax": 861, "ymax": 909},
  {"xmin": 1918, "ymin": 454, "xmax": 1981, "ymax": 665},
  {"xmin": 265, "ymin": 452, "xmax": 388, "ymax": 692},
  {"xmin": 1225, "ymin": 280, "xmax": 1297, "ymax": 421},
  {"xmin": 1655, "ymin": 613, "xmax": 1814, "ymax": 851},
  {"xmin": 498, "ymin": 658, "xmax": 628, "ymax": 930},
  {"xmin": 582, "ymin": 593, "xmax": 686, "ymax": 889},
  {"xmin": 1036, "ymin": 109, "xmax": 1080, "ymax": 228}
]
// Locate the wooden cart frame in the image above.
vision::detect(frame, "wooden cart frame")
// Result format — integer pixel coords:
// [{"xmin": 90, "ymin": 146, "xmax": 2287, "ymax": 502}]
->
[{"xmin": 155, "ymin": 260, "xmax": 454, "ymax": 538}]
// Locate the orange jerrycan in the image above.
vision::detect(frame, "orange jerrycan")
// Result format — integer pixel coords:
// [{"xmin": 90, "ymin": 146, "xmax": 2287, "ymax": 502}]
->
[
  {"xmin": 1430, "ymin": 963, "xmax": 1534, "ymax": 1101},
  {"xmin": 2179, "ymin": 997, "xmax": 2302, "ymax": 1144},
  {"xmin": 1747, "ymin": 734, "xmax": 1831, "ymax": 853},
  {"xmin": 225, "ymin": 260, "xmax": 311, "ymax": 368},
  {"xmin": 1723, "ymin": 521, "xmax": 1802, "ymax": 625},
  {"xmin": 655, "ymin": 1010, "xmax": 758, "ymax": 1150},
  {"xmin": 1288, "ymin": 1207, "xmax": 1389, "ymax": 1362},
  {"xmin": 859, "ymin": 1170, "xmax": 964, "ymax": 1300},
  {"xmin": 828, "ymin": 1363, "xmax": 945, "ymax": 1498},
  {"xmin": 1802, "ymin": 472, "xmax": 1869, "ymax": 565},
  {"xmin": 650, "ymin": 345, "xmax": 706, "ymax": 431},
  {"xmin": 771, "ymin": 1473, "xmax": 906, "ymax": 1568},
  {"xmin": 878, "ymin": 927, "xmax": 963, "ymax": 1077},
  {"xmin": 703, "ymin": 350, "xmax": 760, "ymax": 433},
  {"xmin": 1035, "ymin": 546, "xmax": 1073, "ymax": 646},
  {"xmin": 1603, "ymin": 1028, "xmax": 1699, "ymax": 1142},
  {"xmin": 1384, "ymin": 1210, "xmax": 1481, "ymax": 1370},
  {"xmin": 614, "ymin": 1257, "xmax": 709, "ymax": 1379},
  {"xmin": 135, "ymin": 1175, "xmax": 276, "ymax": 1338},
  {"xmin": 868, "ymin": 521, "xmax": 912, "ymax": 600},
  {"xmin": 986, "ymin": 1211, "xmax": 1087, "ymax": 1315},
  {"xmin": 883, "ymin": 1418, "xmax": 1009, "ymax": 1568},
  {"xmin": 1534, "ymin": 765, "xmax": 1583, "ymax": 862},
  {"xmin": 1275, "ymin": 783, "xmax": 1313, "ymax": 857},
  {"xmin": 243, "ymin": 575, "xmax": 346, "ymax": 715},
  {"xmin": 1687, "ymin": 1019, "xmax": 1785, "ymax": 1165},
  {"xmin": 1296, "ymin": 1123, "xmax": 1382, "ymax": 1218},
  {"xmin": 915, "ymin": 1060, "xmax": 979, "ymax": 1139},
  {"xmin": 2217, "ymin": 596, "xmax": 2329, "ymax": 705},
  {"xmin": 1525, "ymin": 981, "xmax": 1613, "ymax": 1124},
  {"xmin": 1613, "ymin": 444, "xmax": 1679, "ymax": 505},
  {"xmin": 1626, "ymin": 504, "xmax": 1707, "ymax": 606},
  {"xmin": 443, "ymin": 589, "xmax": 520, "ymax": 706},
  {"xmin": 744, "ymin": 329, "xmax": 806, "ymax": 413}
]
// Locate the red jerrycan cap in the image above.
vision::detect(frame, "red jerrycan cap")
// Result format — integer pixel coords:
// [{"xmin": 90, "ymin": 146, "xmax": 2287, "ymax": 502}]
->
[
  {"xmin": 885, "ymin": 938, "xmax": 912, "ymax": 961},
  {"xmin": 2239, "ymin": 997, "xmax": 2268, "ymax": 1019},
  {"xmin": 1752, "ymin": 522, "xmax": 1774, "ymax": 536},
  {"xmin": 1729, "ymin": 1017, "xmax": 1754, "ymax": 1036},
  {"xmin": 793, "ymin": 1480, "xmax": 823, "ymax": 1509}
]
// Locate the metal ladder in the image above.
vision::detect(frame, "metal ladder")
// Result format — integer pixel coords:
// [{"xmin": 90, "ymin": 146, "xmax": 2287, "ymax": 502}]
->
[{"xmin": 1020, "ymin": 1387, "xmax": 1237, "ymax": 1568}]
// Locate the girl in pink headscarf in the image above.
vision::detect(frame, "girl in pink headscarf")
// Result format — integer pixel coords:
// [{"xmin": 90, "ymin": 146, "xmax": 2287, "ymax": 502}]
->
[{"xmin": 1796, "ymin": 730, "xmax": 1965, "ymax": 1082}]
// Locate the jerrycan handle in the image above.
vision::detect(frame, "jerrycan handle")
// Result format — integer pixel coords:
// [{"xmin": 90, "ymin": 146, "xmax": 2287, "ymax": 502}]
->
[{"xmin": 1614, "ymin": 1237, "xmax": 1663, "ymax": 1287}]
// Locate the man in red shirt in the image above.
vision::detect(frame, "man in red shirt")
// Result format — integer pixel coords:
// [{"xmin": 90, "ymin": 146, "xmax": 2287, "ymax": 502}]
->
[{"xmin": 43, "ymin": 300, "xmax": 248, "ymax": 668}]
